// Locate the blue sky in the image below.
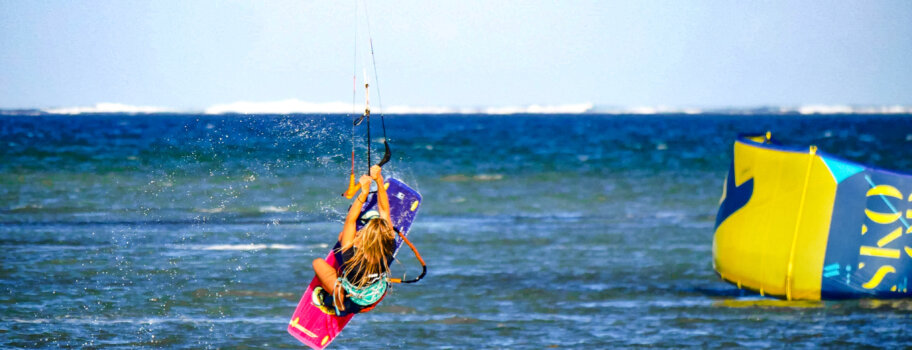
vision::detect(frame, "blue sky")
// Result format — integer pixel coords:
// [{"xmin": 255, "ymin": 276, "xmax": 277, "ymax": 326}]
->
[{"xmin": 1, "ymin": 0, "xmax": 910, "ymax": 110}]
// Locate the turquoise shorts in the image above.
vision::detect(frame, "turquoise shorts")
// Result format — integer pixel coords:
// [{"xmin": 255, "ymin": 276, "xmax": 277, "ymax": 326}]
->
[{"xmin": 338, "ymin": 276, "xmax": 387, "ymax": 306}]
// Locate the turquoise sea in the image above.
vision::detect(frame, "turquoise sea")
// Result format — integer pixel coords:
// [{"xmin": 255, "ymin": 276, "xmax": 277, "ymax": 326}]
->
[{"xmin": 3, "ymin": 113, "xmax": 912, "ymax": 348}]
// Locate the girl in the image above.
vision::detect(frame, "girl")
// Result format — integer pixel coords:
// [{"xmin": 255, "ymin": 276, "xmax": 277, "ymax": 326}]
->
[{"xmin": 312, "ymin": 165, "xmax": 397, "ymax": 316}]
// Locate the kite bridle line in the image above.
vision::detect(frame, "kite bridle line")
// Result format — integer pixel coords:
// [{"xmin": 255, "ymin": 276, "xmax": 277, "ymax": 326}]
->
[
  {"xmin": 339, "ymin": 1, "xmax": 423, "ymax": 307},
  {"xmin": 342, "ymin": 0, "xmax": 391, "ymax": 198}
]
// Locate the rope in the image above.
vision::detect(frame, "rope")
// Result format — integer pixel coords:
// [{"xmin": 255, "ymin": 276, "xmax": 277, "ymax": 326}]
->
[
  {"xmin": 364, "ymin": 84, "xmax": 371, "ymax": 172},
  {"xmin": 350, "ymin": 0, "xmax": 358, "ymax": 168},
  {"xmin": 343, "ymin": 0, "xmax": 388, "ymax": 177},
  {"xmin": 361, "ymin": 0, "xmax": 388, "ymax": 172},
  {"xmin": 369, "ymin": 38, "xmax": 388, "ymax": 144},
  {"xmin": 363, "ymin": 4, "xmax": 387, "ymax": 144},
  {"xmin": 389, "ymin": 230, "xmax": 427, "ymax": 284}
]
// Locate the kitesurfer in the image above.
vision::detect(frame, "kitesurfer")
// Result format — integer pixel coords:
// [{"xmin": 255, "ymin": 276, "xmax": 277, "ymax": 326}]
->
[{"xmin": 311, "ymin": 165, "xmax": 397, "ymax": 316}]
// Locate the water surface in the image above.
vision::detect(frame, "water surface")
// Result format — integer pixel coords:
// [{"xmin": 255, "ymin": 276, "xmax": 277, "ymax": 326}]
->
[{"xmin": 3, "ymin": 114, "xmax": 912, "ymax": 348}]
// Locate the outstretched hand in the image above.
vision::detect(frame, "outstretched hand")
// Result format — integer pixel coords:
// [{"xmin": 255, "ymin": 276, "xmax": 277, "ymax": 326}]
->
[{"xmin": 369, "ymin": 165, "xmax": 382, "ymax": 181}]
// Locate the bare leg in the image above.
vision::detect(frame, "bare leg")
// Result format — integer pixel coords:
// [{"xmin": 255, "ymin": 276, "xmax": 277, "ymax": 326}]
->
[
  {"xmin": 312, "ymin": 258, "xmax": 346, "ymax": 311},
  {"xmin": 312, "ymin": 258, "xmax": 337, "ymax": 291}
]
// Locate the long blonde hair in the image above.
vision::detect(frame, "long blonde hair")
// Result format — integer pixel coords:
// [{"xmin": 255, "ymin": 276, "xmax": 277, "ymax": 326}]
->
[{"xmin": 341, "ymin": 218, "xmax": 396, "ymax": 288}]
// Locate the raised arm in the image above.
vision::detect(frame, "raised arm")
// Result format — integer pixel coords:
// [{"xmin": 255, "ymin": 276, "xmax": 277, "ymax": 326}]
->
[
  {"xmin": 370, "ymin": 165, "xmax": 392, "ymax": 224},
  {"xmin": 339, "ymin": 175, "xmax": 372, "ymax": 249}
]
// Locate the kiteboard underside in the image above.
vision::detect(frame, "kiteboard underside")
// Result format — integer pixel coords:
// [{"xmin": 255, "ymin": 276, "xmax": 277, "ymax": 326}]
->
[{"xmin": 288, "ymin": 178, "xmax": 421, "ymax": 349}]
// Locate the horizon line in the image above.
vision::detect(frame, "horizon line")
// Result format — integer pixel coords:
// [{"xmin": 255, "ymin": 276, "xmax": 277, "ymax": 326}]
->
[{"xmin": 2, "ymin": 100, "xmax": 912, "ymax": 116}]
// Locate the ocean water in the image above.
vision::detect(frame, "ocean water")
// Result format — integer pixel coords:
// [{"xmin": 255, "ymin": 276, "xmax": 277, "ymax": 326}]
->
[{"xmin": 2, "ymin": 113, "xmax": 912, "ymax": 348}]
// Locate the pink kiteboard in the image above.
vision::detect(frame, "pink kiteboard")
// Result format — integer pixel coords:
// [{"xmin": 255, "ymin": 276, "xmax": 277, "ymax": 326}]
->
[{"xmin": 288, "ymin": 178, "xmax": 422, "ymax": 349}]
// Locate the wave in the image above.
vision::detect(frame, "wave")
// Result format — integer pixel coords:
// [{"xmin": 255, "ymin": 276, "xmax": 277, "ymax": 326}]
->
[
  {"xmin": 8, "ymin": 316, "xmax": 285, "ymax": 325},
  {"xmin": 174, "ymin": 243, "xmax": 327, "ymax": 251},
  {"xmin": 577, "ymin": 298, "xmax": 714, "ymax": 309},
  {"xmin": 440, "ymin": 173, "xmax": 504, "ymax": 182},
  {"xmin": 2, "ymin": 243, "xmax": 110, "ymax": 251},
  {"xmin": 5, "ymin": 243, "xmax": 328, "ymax": 252},
  {"xmin": 258, "ymin": 205, "xmax": 289, "ymax": 213}
]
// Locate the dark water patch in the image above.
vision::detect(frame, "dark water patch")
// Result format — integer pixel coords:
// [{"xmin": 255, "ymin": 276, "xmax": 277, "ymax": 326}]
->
[
  {"xmin": 427, "ymin": 316, "xmax": 480, "ymax": 324},
  {"xmin": 372, "ymin": 304, "xmax": 417, "ymax": 314}
]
